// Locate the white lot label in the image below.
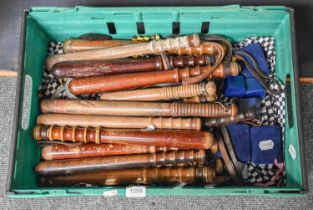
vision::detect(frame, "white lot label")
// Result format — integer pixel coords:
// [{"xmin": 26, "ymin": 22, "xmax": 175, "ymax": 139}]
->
[
  {"xmin": 126, "ymin": 186, "xmax": 146, "ymax": 198},
  {"xmin": 102, "ymin": 190, "xmax": 118, "ymax": 197},
  {"xmin": 259, "ymin": 139, "xmax": 274, "ymax": 151}
]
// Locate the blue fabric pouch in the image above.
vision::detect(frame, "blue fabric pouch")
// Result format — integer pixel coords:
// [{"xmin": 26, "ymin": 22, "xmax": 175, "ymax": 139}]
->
[
  {"xmin": 251, "ymin": 125, "xmax": 282, "ymax": 164},
  {"xmin": 240, "ymin": 43, "xmax": 271, "ymax": 78},
  {"xmin": 224, "ymin": 75, "xmax": 246, "ymax": 97},
  {"xmin": 226, "ymin": 124, "xmax": 251, "ymax": 163},
  {"xmin": 245, "ymin": 78, "xmax": 266, "ymax": 98}
]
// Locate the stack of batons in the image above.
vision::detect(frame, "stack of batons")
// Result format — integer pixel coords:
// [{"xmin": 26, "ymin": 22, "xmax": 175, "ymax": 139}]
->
[{"xmin": 33, "ymin": 33, "xmax": 247, "ymax": 187}]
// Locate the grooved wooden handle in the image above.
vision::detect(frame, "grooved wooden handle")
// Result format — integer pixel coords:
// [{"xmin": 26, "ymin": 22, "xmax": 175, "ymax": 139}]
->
[
  {"xmin": 36, "ymin": 150, "xmax": 206, "ymax": 176},
  {"xmin": 39, "ymin": 166, "xmax": 216, "ymax": 186},
  {"xmin": 33, "ymin": 125, "xmax": 217, "ymax": 149},
  {"xmin": 40, "ymin": 100, "xmax": 238, "ymax": 117},
  {"xmin": 204, "ymin": 109, "xmax": 256, "ymax": 127},
  {"xmin": 183, "ymin": 95, "xmax": 217, "ymax": 103},
  {"xmin": 167, "ymin": 42, "xmax": 221, "ymax": 55},
  {"xmin": 63, "ymin": 39, "xmax": 135, "ymax": 53},
  {"xmin": 37, "ymin": 114, "xmax": 202, "ymax": 130},
  {"xmin": 52, "ymin": 55, "xmax": 213, "ymax": 78},
  {"xmin": 46, "ymin": 34, "xmax": 200, "ymax": 70},
  {"xmin": 68, "ymin": 62, "xmax": 239, "ymax": 95},
  {"xmin": 100, "ymin": 82, "xmax": 216, "ymax": 101},
  {"xmin": 169, "ymin": 55, "xmax": 215, "ymax": 67},
  {"xmin": 41, "ymin": 143, "xmax": 179, "ymax": 160}
]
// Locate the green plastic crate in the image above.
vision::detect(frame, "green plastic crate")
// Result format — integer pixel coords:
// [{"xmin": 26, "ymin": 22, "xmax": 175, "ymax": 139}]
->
[{"xmin": 6, "ymin": 5, "xmax": 307, "ymax": 197}]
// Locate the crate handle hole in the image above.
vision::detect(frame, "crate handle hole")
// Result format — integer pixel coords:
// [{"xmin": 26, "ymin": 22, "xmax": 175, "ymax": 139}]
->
[
  {"xmin": 106, "ymin": 22, "xmax": 117, "ymax": 34},
  {"xmin": 201, "ymin": 22, "xmax": 210, "ymax": 34},
  {"xmin": 136, "ymin": 22, "xmax": 145, "ymax": 34},
  {"xmin": 172, "ymin": 22, "xmax": 180, "ymax": 35},
  {"xmin": 286, "ymin": 74, "xmax": 294, "ymax": 128},
  {"xmin": 21, "ymin": 74, "xmax": 32, "ymax": 130}
]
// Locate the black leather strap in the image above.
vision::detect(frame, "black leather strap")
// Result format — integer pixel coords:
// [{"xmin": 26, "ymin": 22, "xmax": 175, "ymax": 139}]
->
[
  {"xmin": 37, "ymin": 140, "xmax": 83, "ymax": 148},
  {"xmin": 234, "ymin": 49, "xmax": 282, "ymax": 96},
  {"xmin": 200, "ymin": 34, "xmax": 233, "ymax": 63},
  {"xmin": 220, "ymin": 126, "xmax": 245, "ymax": 176},
  {"xmin": 215, "ymin": 129, "xmax": 236, "ymax": 178},
  {"xmin": 216, "ymin": 128, "xmax": 243, "ymax": 185}
]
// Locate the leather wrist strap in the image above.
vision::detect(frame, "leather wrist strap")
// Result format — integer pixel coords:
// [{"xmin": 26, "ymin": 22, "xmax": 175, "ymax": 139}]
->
[
  {"xmin": 215, "ymin": 128, "xmax": 242, "ymax": 185},
  {"xmin": 234, "ymin": 49, "xmax": 282, "ymax": 96},
  {"xmin": 219, "ymin": 126, "xmax": 245, "ymax": 176}
]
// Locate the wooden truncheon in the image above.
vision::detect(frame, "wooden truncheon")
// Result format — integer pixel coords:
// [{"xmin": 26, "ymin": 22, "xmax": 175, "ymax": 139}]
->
[
  {"xmin": 39, "ymin": 166, "xmax": 218, "ymax": 186},
  {"xmin": 35, "ymin": 150, "xmax": 206, "ymax": 176},
  {"xmin": 46, "ymin": 34, "xmax": 200, "ymax": 70},
  {"xmin": 33, "ymin": 125, "xmax": 219, "ymax": 151},
  {"xmin": 68, "ymin": 62, "xmax": 240, "ymax": 95},
  {"xmin": 63, "ymin": 39, "xmax": 223, "ymax": 56},
  {"xmin": 40, "ymin": 100, "xmax": 238, "ymax": 118},
  {"xmin": 41, "ymin": 143, "xmax": 179, "ymax": 160},
  {"xmin": 52, "ymin": 55, "xmax": 215, "ymax": 78},
  {"xmin": 100, "ymin": 81, "xmax": 216, "ymax": 102},
  {"xmin": 37, "ymin": 114, "xmax": 202, "ymax": 130}
]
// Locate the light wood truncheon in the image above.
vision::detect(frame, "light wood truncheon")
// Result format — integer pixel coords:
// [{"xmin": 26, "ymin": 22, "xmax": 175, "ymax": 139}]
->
[
  {"xmin": 46, "ymin": 34, "xmax": 200, "ymax": 70},
  {"xmin": 41, "ymin": 143, "xmax": 179, "ymax": 160},
  {"xmin": 33, "ymin": 125, "xmax": 217, "ymax": 150},
  {"xmin": 40, "ymin": 100, "xmax": 238, "ymax": 118},
  {"xmin": 100, "ymin": 82, "xmax": 216, "ymax": 101},
  {"xmin": 37, "ymin": 114, "xmax": 201, "ymax": 130},
  {"xmin": 63, "ymin": 39, "xmax": 135, "ymax": 53}
]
